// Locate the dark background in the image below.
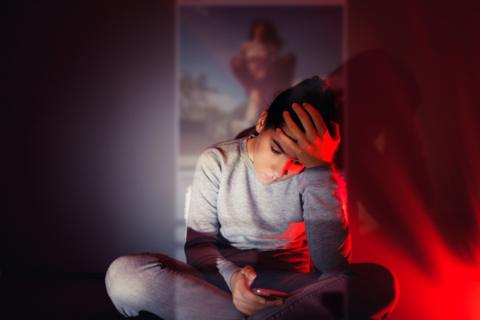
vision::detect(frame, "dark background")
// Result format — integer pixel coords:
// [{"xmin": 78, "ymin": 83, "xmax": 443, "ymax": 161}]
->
[
  {"xmin": 4, "ymin": 1, "xmax": 479, "ymax": 319},
  {"xmin": 5, "ymin": 1, "xmax": 176, "ymax": 274}
]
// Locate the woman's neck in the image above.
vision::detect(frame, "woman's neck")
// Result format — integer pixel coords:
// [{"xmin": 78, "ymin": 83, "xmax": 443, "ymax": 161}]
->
[{"xmin": 246, "ymin": 135, "xmax": 256, "ymax": 164}]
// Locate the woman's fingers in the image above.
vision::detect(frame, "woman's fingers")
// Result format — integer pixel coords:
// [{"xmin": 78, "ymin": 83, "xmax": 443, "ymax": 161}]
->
[
  {"xmin": 237, "ymin": 290, "xmax": 283, "ymax": 315},
  {"xmin": 233, "ymin": 265, "xmax": 284, "ymax": 316},
  {"xmin": 240, "ymin": 265, "xmax": 257, "ymax": 287},
  {"xmin": 302, "ymin": 102, "xmax": 329, "ymax": 136},
  {"xmin": 275, "ymin": 127, "xmax": 303, "ymax": 157},
  {"xmin": 239, "ymin": 284, "xmax": 266, "ymax": 305},
  {"xmin": 236, "ymin": 268, "xmax": 265, "ymax": 305},
  {"xmin": 284, "ymin": 102, "xmax": 335, "ymax": 144},
  {"xmin": 290, "ymin": 103, "xmax": 317, "ymax": 142},
  {"xmin": 282, "ymin": 104, "xmax": 309, "ymax": 146},
  {"xmin": 330, "ymin": 120, "xmax": 341, "ymax": 141}
]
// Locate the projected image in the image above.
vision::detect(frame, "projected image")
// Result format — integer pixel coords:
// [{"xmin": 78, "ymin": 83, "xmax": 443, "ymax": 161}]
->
[{"xmin": 177, "ymin": 4, "xmax": 344, "ymax": 167}]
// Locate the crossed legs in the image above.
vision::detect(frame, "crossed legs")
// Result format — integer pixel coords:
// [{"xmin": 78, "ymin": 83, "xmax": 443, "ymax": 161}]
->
[{"xmin": 105, "ymin": 253, "xmax": 398, "ymax": 320}]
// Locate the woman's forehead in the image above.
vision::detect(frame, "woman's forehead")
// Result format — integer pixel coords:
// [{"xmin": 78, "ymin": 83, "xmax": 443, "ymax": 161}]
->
[{"xmin": 270, "ymin": 127, "xmax": 299, "ymax": 160}]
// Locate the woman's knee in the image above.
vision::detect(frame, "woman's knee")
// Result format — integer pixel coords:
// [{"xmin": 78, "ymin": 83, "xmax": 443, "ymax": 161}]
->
[
  {"xmin": 347, "ymin": 263, "xmax": 399, "ymax": 318},
  {"xmin": 105, "ymin": 253, "xmax": 169, "ymax": 305}
]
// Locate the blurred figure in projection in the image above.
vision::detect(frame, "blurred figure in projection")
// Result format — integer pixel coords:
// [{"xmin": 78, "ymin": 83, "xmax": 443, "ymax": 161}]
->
[{"xmin": 230, "ymin": 19, "xmax": 296, "ymax": 134}]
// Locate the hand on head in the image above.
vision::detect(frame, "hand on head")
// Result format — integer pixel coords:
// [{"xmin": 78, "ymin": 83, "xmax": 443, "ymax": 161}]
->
[{"xmin": 277, "ymin": 102, "xmax": 341, "ymax": 168}]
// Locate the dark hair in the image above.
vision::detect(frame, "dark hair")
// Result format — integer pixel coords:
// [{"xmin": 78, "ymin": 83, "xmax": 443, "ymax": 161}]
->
[
  {"xmin": 248, "ymin": 19, "xmax": 283, "ymax": 48},
  {"xmin": 264, "ymin": 76, "xmax": 337, "ymax": 137}
]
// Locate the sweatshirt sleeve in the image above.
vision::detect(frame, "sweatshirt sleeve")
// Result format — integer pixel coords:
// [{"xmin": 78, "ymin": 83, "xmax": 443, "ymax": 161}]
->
[
  {"xmin": 184, "ymin": 148, "xmax": 241, "ymax": 291},
  {"xmin": 298, "ymin": 164, "xmax": 352, "ymax": 274}
]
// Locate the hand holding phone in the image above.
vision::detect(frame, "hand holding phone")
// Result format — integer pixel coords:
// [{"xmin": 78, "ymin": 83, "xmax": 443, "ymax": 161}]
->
[
  {"xmin": 231, "ymin": 266, "xmax": 284, "ymax": 316},
  {"xmin": 252, "ymin": 288, "xmax": 290, "ymax": 301}
]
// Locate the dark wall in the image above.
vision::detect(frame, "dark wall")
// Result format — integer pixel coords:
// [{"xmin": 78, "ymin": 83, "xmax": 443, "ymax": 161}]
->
[{"xmin": 5, "ymin": 1, "xmax": 176, "ymax": 273}]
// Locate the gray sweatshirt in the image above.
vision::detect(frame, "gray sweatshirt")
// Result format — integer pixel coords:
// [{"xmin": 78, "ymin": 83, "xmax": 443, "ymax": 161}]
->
[{"xmin": 184, "ymin": 136, "xmax": 351, "ymax": 291}]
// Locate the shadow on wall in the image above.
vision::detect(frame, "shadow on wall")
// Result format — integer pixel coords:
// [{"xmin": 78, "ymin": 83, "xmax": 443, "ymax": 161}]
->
[
  {"xmin": 330, "ymin": 47, "xmax": 480, "ymax": 320},
  {"xmin": 331, "ymin": 48, "xmax": 478, "ymax": 272}
]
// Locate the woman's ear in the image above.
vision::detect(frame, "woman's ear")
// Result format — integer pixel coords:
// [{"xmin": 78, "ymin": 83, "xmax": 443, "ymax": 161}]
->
[{"xmin": 256, "ymin": 111, "xmax": 268, "ymax": 133}]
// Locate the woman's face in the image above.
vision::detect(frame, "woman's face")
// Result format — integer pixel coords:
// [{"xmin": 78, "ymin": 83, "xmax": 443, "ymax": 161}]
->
[
  {"xmin": 253, "ymin": 24, "xmax": 268, "ymax": 41},
  {"xmin": 248, "ymin": 112, "xmax": 305, "ymax": 185}
]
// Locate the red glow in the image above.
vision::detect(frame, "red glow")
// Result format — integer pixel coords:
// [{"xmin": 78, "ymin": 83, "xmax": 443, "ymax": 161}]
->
[
  {"xmin": 341, "ymin": 50, "xmax": 480, "ymax": 319},
  {"xmin": 354, "ymin": 213, "xmax": 480, "ymax": 320}
]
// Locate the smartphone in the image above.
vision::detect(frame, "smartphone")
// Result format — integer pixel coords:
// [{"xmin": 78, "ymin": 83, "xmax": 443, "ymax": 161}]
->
[{"xmin": 252, "ymin": 288, "xmax": 290, "ymax": 301}]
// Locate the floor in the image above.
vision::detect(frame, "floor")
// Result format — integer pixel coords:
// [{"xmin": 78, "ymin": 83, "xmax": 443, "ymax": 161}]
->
[{"xmin": 0, "ymin": 272, "xmax": 162, "ymax": 320}]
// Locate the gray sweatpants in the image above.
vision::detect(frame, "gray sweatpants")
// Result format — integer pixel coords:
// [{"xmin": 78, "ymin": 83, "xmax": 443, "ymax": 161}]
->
[{"xmin": 105, "ymin": 253, "xmax": 398, "ymax": 320}]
